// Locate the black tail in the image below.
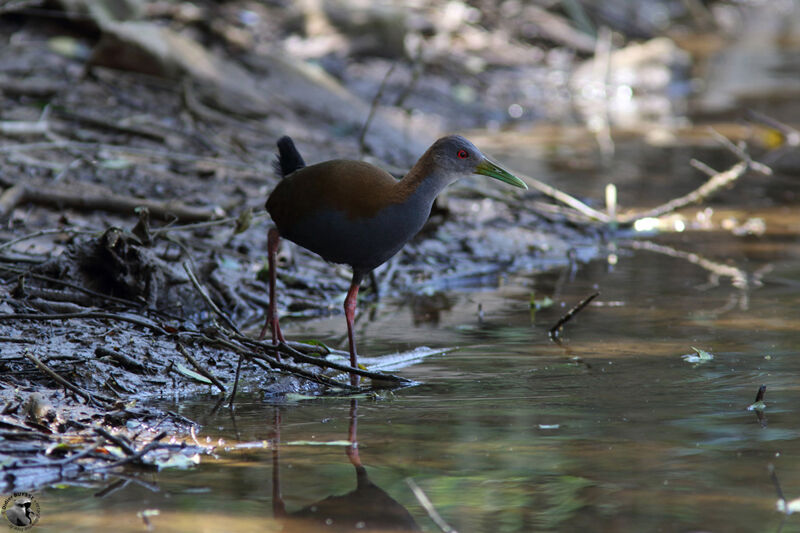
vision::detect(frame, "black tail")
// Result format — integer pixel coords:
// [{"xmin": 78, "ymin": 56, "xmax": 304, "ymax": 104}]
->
[{"xmin": 273, "ymin": 136, "xmax": 306, "ymax": 178}]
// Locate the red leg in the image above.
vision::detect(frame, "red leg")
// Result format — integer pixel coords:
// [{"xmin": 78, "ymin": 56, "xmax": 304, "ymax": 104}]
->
[
  {"xmin": 260, "ymin": 228, "xmax": 285, "ymax": 360},
  {"xmin": 344, "ymin": 273, "xmax": 363, "ymax": 387}
]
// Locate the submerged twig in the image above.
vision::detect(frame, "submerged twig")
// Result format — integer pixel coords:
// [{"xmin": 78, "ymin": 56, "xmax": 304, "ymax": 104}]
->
[{"xmin": 549, "ymin": 291, "xmax": 599, "ymax": 339}]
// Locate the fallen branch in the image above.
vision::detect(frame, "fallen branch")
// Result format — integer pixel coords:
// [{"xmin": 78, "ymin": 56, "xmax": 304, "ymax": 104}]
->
[
  {"xmin": 235, "ymin": 334, "xmax": 412, "ymax": 384},
  {"xmin": 23, "ymin": 350, "xmax": 116, "ymax": 407},
  {"xmin": 0, "ymin": 311, "xmax": 169, "ymax": 335},
  {"xmin": 0, "ymin": 182, "xmax": 220, "ymax": 222}
]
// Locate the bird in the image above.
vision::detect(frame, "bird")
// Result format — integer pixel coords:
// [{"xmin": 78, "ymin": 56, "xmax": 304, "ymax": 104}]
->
[{"xmin": 262, "ymin": 135, "xmax": 527, "ymax": 386}]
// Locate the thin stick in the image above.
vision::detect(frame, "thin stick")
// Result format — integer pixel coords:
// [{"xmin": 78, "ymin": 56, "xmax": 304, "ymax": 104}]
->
[
  {"xmin": 754, "ymin": 384, "xmax": 767, "ymax": 403},
  {"xmin": 236, "ymin": 335, "xmax": 412, "ymax": 384},
  {"xmin": 709, "ymin": 128, "xmax": 773, "ymax": 176},
  {"xmin": 94, "ymin": 427, "xmax": 136, "ymax": 456},
  {"xmin": 177, "ymin": 343, "xmax": 226, "ymax": 393},
  {"xmin": 616, "ymin": 161, "xmax": 748, "ymax": 224},
  {"xmin": 151, "ymin": 212, "xmax": 268, "ymax": 239},
  {"xmin": 549, "ymin": 291, "xmax": 599, "ymax": 338},
  {"xmin": 94, "ymin": 431, "xmax": 168, "ymax": 470},
  {"xmin": 406, "ymin": 478, "xmax": 457, "ymax": 533},
  {"xmin": 228, "ymin": 355, "xmax": 243, "ymax": 409},
  {"xmin": 182, "ymin": 262, "xmax": 240, "ymax": 334},
  {"xmin": 0, "ymin": 139, "xmax": 271, "ymax": 171},
  {"xmin": 747, "ymin": 109, "xmax": 800, "ymax": 146},
  {"xmin": 23, "ymin": 350, "xmax": 116, "ymax": 406},
  {"xmin": 0, "ymin": 183, "xmax": 219, "ymax": 222},
  {"xmin": 689, "ymin": 158, "xmax": 718, "ymax": 177},
  {"xmin": 515, "ymin": 171, "xmax": 611, "ymax": 223},
  {"xmin": 0, "ymin": 227, "xmax": 96, "ymax": 252},
  {"xmin": 358, "ymin": 62, "xmax": 397, "ymax": 157},
  {"xmin": 0, "ymin": 311, "xmax": 169, "ymax": 335}
]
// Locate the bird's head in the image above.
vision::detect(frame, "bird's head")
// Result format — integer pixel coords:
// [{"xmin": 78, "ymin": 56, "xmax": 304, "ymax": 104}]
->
[{"xmin": 428, "ymin": 135, "xmax": 527, "ymax": 189}]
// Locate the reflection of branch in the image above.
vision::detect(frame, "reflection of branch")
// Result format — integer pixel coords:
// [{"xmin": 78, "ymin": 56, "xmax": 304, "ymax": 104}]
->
[
  {"xmin": 622, "ymin": 240, "xmax": 758, "ymax": 289},
  {"xmin": 406, "ymin": 478, "xmax": 457, "ymax": 533}
]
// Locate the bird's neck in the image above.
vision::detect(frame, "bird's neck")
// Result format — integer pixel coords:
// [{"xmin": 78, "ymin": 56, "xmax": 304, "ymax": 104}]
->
[{"xmin": 395, "ymin": 155, "xmax": 454, "ymax": 205}]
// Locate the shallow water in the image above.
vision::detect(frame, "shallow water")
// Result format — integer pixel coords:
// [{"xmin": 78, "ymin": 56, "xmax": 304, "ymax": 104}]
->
[{"xmin": 33, "ymin": 219, "xmax": 800, "ymax": 532}]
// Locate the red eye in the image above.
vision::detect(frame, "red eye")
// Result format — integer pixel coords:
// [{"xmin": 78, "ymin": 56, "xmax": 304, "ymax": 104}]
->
[{"xmin": 457, "ymin": 150, "xmax": 468, "ymax": 159}]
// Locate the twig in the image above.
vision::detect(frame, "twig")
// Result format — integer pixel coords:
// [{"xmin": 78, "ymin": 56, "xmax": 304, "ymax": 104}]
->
[
  {"xmin": 94, "ymin": 431, "xmax": 168, "ymax": 470},
  {"xmin": 228, "ymin": 355, "xmax": 243, "ymax": 409},
  {"xmin": 54, "ymin": 108, "xmax": 165, "ymax": 142},
  {"xmin": 358, "ymin": 62, "xmax": 397, "ymax": 157},
  {"xmin": 210, "ymin": 336, "xmax": 360, "ymax": 391},
  {"xmin": 709, "ymin": 128, "xmax": 773, "ymax": 176},
  {"xmin": 150, "ymin": 211, "xmax": 268, "ymax": 239},
  {"xmin": 0, "ymin": 0, "xmax": 45, "ymax": 14},
  {"xmin": 616, "ymin": 161, "xmax": 748, "ymax": 224},
  {"xmin": 55, "ymin": 438, "xmax": 105, "ymax": 467},
  {"xmin": 176, "ymin": 343, "xmax": 226, "ymax": 393},
  {"xmin": 747, "ymin": 109, "xmax": 800, "ymax": 147},
  {"xmin": 0, "ymin": 182, "xmax": 220, "ymax": 222},
  {"xmin": 689, "ymin": 158, "xmax": 718, "ymax": 177},
  {"xmin": 0, "ymin": 120, "xmax": 48, "ymax": 136},
  {"xmin": 406, "ymin": 478, "xmax": 457, "ymax": 533},
  {"xmin": 549, "ymin": 291, "xmax": 599, "ymax": 339},
  {"xmin": 22, "ymin": 350, "xmax": 116, "ymax": 406},
  {"xmin": 182, "ymin": 262, "xmax": 240, "ymax": 334},
  {"xmin": 0, "ymin": 139, "xmax": 272, "ymax": 172},
  {"xmin": 515, "ymin": 171, "xmax": 611, "ymax": 223},
  {"xmin": 754, "ymin": 384, "xmax": 767, "ymax": 403},
  {"xmin": 235, "ymin": 335, "xmax": 412, "ymax": 384},
  {"xmin": 0, "ymin": 311, "xmax": 170, "ymax": 335},
  {"xmin": 95, "ymin": 346, "xmax": 148, "ymax": 374},
  {"xmin": 94, "ymin": 427, "xmax": 136, "ymax": 456}
]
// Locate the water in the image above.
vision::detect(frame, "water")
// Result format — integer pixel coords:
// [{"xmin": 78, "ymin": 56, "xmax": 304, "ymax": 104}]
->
[{"xmin": 34, "ymin": 223, "xmax": 800, "ymax": 532}]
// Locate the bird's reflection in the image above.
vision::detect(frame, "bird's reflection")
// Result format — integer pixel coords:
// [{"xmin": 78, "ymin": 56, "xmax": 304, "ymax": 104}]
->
[{"xmin": 272, "ymin": 400, "xmax": 419, "ymax": 532}]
